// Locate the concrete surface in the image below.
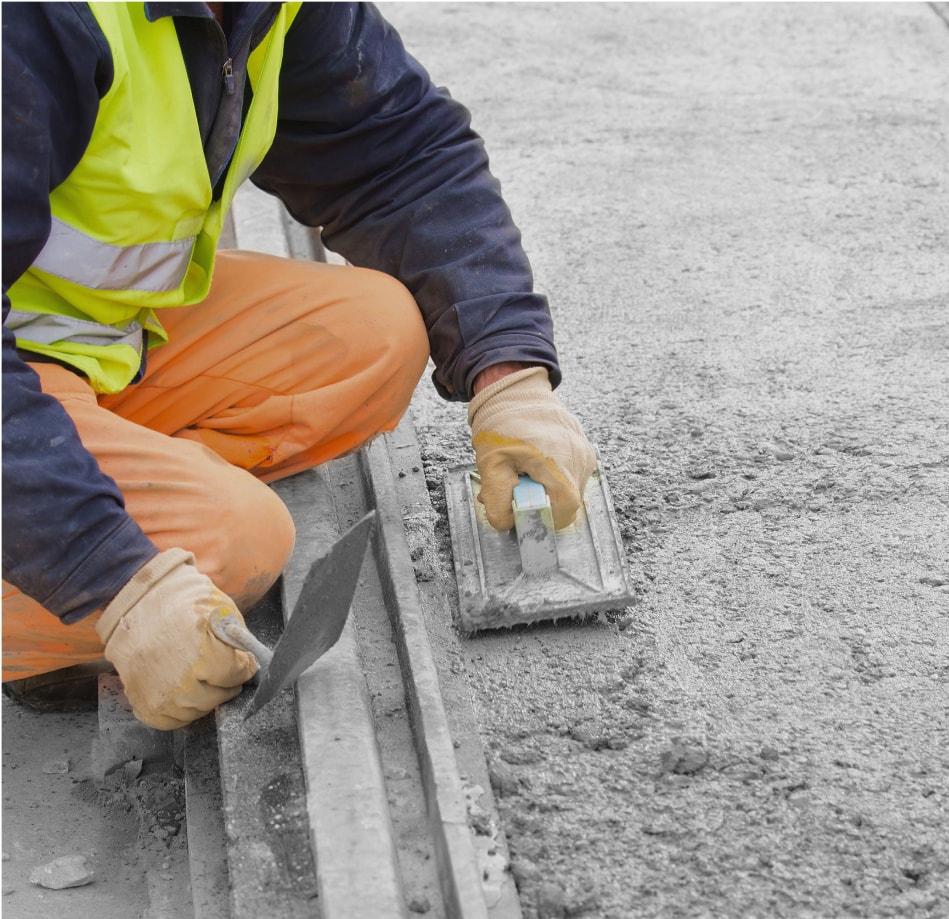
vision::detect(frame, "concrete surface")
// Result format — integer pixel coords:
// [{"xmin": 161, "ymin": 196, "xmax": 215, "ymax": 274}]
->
[
  {"xmin": 384, "ymin": 3, "xmax": 949, "ymax": 917},
  {"xmin": 1, "ymin": 694, "xmax": 190, "ymax": 918}
]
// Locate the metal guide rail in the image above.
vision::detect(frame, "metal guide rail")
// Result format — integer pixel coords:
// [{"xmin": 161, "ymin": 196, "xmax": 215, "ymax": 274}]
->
[{"xmin": 184, "ymin": 190, "xmax": 521, "ymax": 919}]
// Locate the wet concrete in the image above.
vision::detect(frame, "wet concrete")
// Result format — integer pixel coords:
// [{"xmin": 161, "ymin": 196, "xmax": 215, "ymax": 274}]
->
[{"xmin": 384, "ymin": 3, "xmax": 949, "ymax": 917}]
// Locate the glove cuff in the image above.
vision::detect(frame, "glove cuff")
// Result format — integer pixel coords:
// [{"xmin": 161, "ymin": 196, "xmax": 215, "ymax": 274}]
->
[
  {"xmin": 468, "ymin": 366, "xmax": 552, "ymax": 428},
  {"xmin": 96, "ymin": 547, "xmax": 195, "ymax": 645}
]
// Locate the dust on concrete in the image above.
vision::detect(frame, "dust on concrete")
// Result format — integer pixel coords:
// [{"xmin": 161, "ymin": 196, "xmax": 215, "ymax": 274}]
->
[{"xmin": 2, "ymin": 695, "xmax": 191, "ymax": 919}]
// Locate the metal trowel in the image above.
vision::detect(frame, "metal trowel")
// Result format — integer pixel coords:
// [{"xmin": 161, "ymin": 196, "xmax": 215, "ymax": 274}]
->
[
  {"xmin": 210, "ymin": 511, "xmax": 376, "ymax": 719},
  {"xmin": 444, "ymin": 466, "xmax": 633, "ymax": 634}
]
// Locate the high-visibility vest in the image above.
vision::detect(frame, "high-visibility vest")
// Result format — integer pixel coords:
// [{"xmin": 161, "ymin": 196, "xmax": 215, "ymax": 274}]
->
[{"xmin": 6, "ymin": 2, "xmax": 301, "ymax": 394}]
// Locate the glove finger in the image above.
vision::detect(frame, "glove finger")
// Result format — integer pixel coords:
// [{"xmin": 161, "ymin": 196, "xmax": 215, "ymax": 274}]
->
[
  {"xmin": 170, "ymin": 681, "xmax": 244, "ymax": 715},
  {"xmin": 522, "ymin": 412, "xmax": 596, "ymax": 519},
  {"xmin": 128, "ymin": 691, "xmax": 208, "ymax": 731},
  {"xmin": 131, "ymin": 708, "xmax": 192, "ymax": 732},
  {"xmin": 193, "ymin": 631, "xmax": 260, "ymax": 687},
  {"xmin": 517, "ymin": 454, "xmax": 584, "ymax": 529},
  {"xmin": 475, "ymin": 457, "xmax": 521, "ymax": 531},
  {"xmin": 478, "ymin": 479, "xmax": 519, "ymax": 531},
  {"xmin": 474, "ymin": 432, "xmax": 588, "ymax": 530},
  {"xmin": 131, "ymin": 681, "xmax": 245, "ymax": 730}
]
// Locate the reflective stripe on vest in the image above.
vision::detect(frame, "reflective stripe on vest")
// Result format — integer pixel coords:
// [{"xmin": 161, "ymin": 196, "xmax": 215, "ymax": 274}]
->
[
  {"xmin": 6, "ymin": 2, "xmax": 302, "ymax": 394},
  {"xmin": 31, "ymin": 216, "xmax": 195, "ymax": 293},
  {"xmin": 5, "ymin": 310, "xmax": 143, "ymax": 349}
]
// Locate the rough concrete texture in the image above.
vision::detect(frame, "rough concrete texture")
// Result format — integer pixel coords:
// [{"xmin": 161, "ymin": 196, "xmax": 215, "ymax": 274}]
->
[
  {"xmin": 91, "ymin": 675, "xmax": 175, "ymax": 780},
  {"xmin": 2, "ymin": 695, "xmax": 190, "ymax": 919},
  {"xmin": 383, "ymin": 3, "xmax": 949, "ymax": 917}
]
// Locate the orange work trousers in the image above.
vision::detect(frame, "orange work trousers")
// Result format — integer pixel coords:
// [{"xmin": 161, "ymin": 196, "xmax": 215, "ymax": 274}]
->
[{"xmin": 3, "ymin": 251, "xmax": 429, "ymax": 679}]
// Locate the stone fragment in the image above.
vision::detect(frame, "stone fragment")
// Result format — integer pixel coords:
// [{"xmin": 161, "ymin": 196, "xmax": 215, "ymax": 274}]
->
[
  {"xmin": 687, "ymin": 465, "xmax": 715, "ymax": 480},
  {"xmin": 623, "ymin": 697, "xmax": 651, "ymax": 715},
  {"xmin": 408, "ymin": 894, "xmax": 431, "ymax": 913},
  {"xmin": 42, "ymin": 760, "xmax": 69, "ymax": 775},
  {"xmin": 510, "ymin": 855, "xmax": 540, "ymax": 887},
  {"xmin": 29, "ymin": 855, "xmax": 94, "ymax": 890},
  {"xmin": 498, "ymin": 745, "xmax": 542, "ymax": 765},
  {"xmin": 659, "ymin": 737, "xmax": 709, "ymax": 775},
  {"xmin": 536, "ymin": 880, "xmax": 567, "ymax": 919},
  {"xmin": 488, "ymin": 761, "xmax": 521, "ymax": 797},
  {"xmin": 566, "ymin": 874, "xmax": 601, "ymax": 916},
  {"xmin": 620, "ymin": 659, "xmax": 644, "ymax": 681}
]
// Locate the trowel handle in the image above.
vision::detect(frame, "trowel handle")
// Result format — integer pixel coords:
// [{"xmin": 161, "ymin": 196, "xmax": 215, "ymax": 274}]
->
[
  {"xmin": 512, "ymin": 475, "xmax": 550, "ymax": 512},
  {"xmin": 511, "ymin": 475, "xmax": 559, "ymax": 575},
  {"xmin": 210, "ymin": 611, "xmax": 274, "ymax": 673}
]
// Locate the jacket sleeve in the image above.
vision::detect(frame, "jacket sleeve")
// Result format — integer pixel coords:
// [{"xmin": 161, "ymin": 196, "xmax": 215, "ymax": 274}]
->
[
  {"xmin": 2, "ymin": 4, "xmax": 159, "ymax": 623},
  {"xmin": 252, "ymin": 2, "xmax": 561, "ymax": 401}
]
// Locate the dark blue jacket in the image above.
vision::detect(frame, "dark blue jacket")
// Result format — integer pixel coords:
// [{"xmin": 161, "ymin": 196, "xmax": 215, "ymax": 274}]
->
[{"xmin": 2, "ymin": 2, "xmax": 559, "ymax": 623}]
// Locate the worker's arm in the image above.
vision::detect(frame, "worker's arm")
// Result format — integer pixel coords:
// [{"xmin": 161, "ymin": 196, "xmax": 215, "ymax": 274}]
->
[
  {"xmin": 252, "ymin": 2, "xmax": 560, "ymax": 402},
  {"xmin": 1, "ymin": 4, "xmax": 159, "ymax": 621},
  {"xmin": 254, "ymin": 3, "xmax": 595, "ymax": 528}
]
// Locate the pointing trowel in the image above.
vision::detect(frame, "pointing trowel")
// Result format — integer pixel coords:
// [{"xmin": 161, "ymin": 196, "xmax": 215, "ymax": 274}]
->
[{"xmin": 210, "ymin": 511, "xmax": 376, "ymax": 719}]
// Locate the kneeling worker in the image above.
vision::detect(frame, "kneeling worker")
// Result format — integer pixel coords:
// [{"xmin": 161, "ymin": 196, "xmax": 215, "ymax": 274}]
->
[{"xmin": 2, "ymin": 2, "xmax": 596, "ymax": 728}]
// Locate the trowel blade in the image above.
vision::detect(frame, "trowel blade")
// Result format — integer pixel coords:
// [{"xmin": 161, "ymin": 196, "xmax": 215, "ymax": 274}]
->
[{"xmin": 244, "ymin": 511, "xmax": 376, "ymax": 719}]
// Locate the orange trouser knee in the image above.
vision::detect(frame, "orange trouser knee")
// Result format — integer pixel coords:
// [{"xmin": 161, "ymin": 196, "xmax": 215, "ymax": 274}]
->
[{"xmin": 3, "ymin": 252, "xmax": 430, "ymax": 680}]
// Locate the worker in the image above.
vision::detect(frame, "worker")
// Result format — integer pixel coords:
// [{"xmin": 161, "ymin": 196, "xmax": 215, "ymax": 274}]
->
[{"xmin": 2, "ymin": 2, "xmax": 596, "ymax": 729}]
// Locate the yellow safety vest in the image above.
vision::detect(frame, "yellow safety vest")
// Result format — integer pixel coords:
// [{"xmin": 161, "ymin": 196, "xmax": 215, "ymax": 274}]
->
[{"xmin": 5, "ymin": 2, "xmax": 301, "ymax": 393}]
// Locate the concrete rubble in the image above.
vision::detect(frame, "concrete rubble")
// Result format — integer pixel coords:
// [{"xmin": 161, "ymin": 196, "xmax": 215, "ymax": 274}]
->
[{"xmin": 29, "ymin": 855, "xmax": 95, "ymax": 891}]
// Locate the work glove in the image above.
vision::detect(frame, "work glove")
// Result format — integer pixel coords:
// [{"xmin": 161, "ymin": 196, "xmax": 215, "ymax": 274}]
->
[
  {"xmin": 468, "ymin": 366, "xmax": 597, "ymax": 531},
  {"xmin": 96, "ymin": 549, "xmax": 259, "ymax": 730}
]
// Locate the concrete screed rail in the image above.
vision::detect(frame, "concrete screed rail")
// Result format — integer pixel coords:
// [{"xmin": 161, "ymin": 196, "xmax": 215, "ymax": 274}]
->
[{"xmin": 180, "ymin": 186, "xmax": 521, "ymax": 919}]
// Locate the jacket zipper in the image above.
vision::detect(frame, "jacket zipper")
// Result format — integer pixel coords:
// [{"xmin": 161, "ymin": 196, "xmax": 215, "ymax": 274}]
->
[{"xmin": 222, "ymin": 57, "xmax": 235, "ymax": 95}]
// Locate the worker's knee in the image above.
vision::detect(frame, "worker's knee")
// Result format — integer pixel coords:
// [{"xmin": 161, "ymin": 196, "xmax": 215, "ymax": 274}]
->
[
  {"xmin": 200, "ymin": 476, "xmax": 296, "ymax": 611},
  {"xmin": 353, "ymin": 268, "xmax": 430, "ymax": 386},
  {"xmin": 343, "ymin": 271, "xmax": 430, "ymax": 439}
]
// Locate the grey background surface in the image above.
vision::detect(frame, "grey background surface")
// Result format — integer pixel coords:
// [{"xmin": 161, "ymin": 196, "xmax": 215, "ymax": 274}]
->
[{"xmin": 386, "ymin": 3, "xmax": 949, "ymax": 917}]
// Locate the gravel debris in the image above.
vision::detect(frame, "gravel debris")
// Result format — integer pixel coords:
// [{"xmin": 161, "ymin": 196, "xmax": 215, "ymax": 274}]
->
[{"xmin": 41, "ymin": 759, "xmax": 70, "ymax": 775}]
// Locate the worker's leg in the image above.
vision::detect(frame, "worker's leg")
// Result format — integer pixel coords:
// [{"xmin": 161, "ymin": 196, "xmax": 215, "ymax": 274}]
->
[
  {"xmin": 101, "ymin": 251, "xmax": 431, "ymax": 483},
  {"xmin": 2, "ymin": 362, "xmax": 298, "ymax": 679},
  {"xmin": 4, "ymin": 252, "xmax": 430, "ymax": 679}
]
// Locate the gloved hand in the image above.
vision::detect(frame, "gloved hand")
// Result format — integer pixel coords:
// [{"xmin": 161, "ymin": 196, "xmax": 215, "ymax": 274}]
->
[
  {"xmin": 468, "ymin": 366, "xmax": 597, "ymax": 531},
  {"xmin": 95, "ymin": 548, "xmax": 259, "ymax": 730}
]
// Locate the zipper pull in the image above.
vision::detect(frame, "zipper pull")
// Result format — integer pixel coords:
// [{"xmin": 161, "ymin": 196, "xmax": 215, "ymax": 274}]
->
[{"xmin": 222, "ymin": 58, "xmax": 235, "ymax": 95}]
